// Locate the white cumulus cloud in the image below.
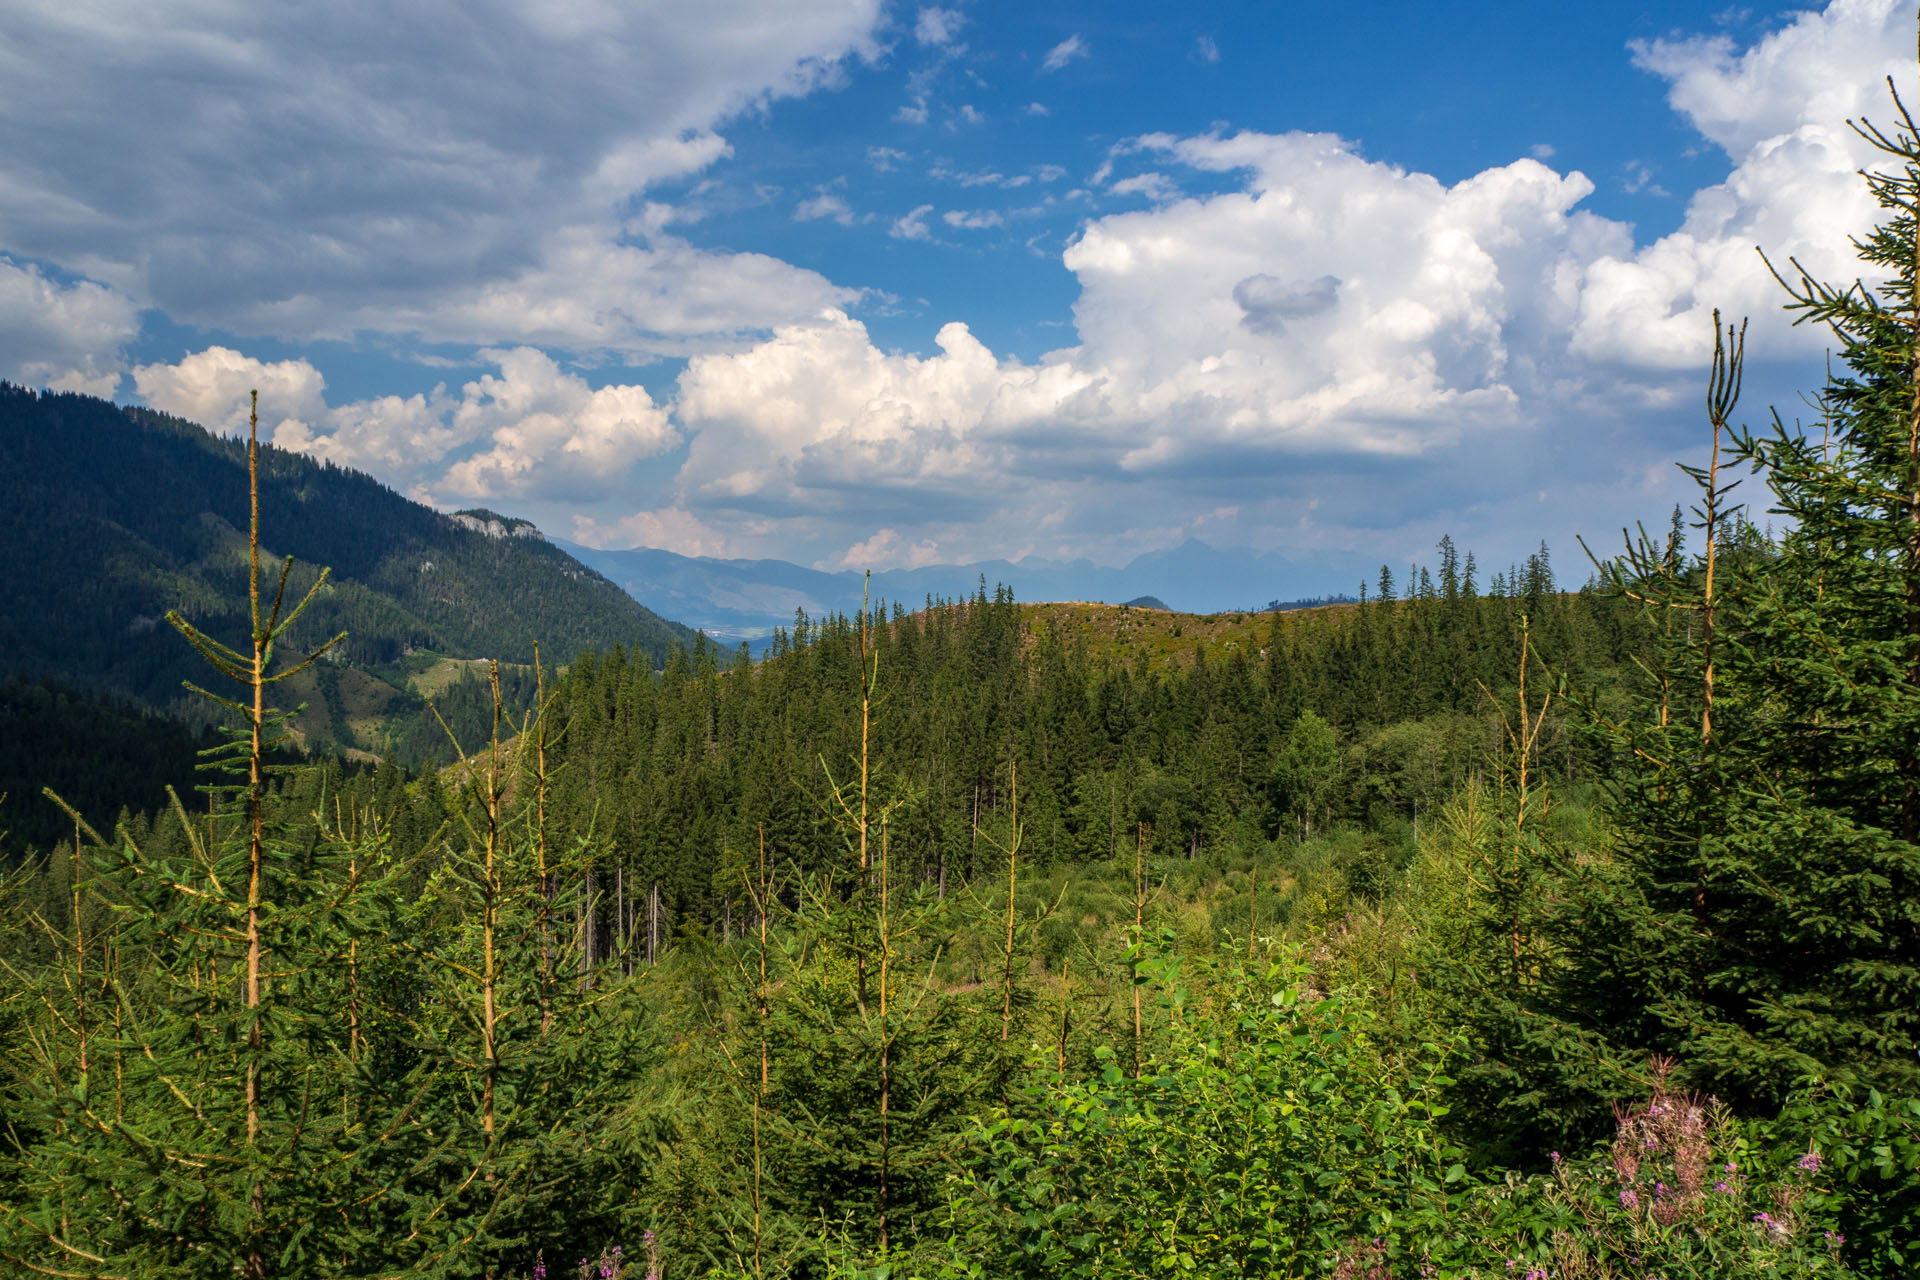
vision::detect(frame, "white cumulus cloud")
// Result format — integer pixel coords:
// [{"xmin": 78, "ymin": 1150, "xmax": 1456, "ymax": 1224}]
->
[
  {"xmin": 573, "ymin": 506, "xmax": 744, "ymax": 558},
  {"xmin": 438, "ymin": 348, "xmax": 678, "ymax": 502},
  {"xmin": 796, "ymin": 191, "xmax": 858, "ymax": 225},
  {"xmin": 673, "ymin": 309, "xmax": 1091, "ymax": 520},
  {"xmin": 0, "ymin": 259, "xmax": 140, "ymax": 397},
  {"xmin": 836, "ymin": 527, "xmax": 944, "ymax": 570},
  {"xmin": 134, "ymin": 345, "xmax": 677, "ymax": 506},
  {"xmin": 890, "ymin": 204, "xmax": 936, "ymax": 240},
  {"xmin": 942, "ymin": 209, "xmax": 1004, "ymax": 229}
]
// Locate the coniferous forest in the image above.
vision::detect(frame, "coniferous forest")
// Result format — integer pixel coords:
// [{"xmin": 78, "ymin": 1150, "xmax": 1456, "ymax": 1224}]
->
[{"xmin": 4, "ymin": 71, "xmax": 1920, "ymax": 1280}]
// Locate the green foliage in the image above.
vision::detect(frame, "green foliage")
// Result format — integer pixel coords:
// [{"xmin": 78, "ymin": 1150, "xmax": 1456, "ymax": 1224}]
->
[
  {"xmin": 1759, "ymin": 1087, "xmax": 1920, "ymax": 1278},
  {"xmin": 945, "ymin": 943, "xmax": 1464, "ymax": 1279},
  {"xmin": 1274, "ymin": 710, "xmax": 1340, "ymax": 840}
]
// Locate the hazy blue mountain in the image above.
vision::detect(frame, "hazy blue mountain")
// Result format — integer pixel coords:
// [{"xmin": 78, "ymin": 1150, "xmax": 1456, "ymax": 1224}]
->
[{"xmin": 557, "ymin": 536, "xmax": 1366, "ymax": 646}]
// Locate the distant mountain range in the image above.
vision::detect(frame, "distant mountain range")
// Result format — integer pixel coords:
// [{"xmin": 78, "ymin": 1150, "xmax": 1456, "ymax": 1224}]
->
[
  {"xmin": 558, "ymin": 537, "xmax": 1367, "ymax": 647},
  {"xmin": 0, "ymin": 384, "xmax": 698, "ymax": 762}
]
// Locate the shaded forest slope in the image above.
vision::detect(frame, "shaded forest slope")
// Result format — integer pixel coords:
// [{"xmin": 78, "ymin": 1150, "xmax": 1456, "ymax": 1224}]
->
[{"xmin": 0, "ymin": 383, "xmax": 698, "ymax": 753}]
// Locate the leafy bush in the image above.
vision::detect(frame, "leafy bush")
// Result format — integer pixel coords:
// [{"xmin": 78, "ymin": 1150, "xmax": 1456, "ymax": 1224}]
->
[
  {"xmin": 1758, "ymin": 1087, "xmax": 1920, "ymax": 1279},
  {"xmin": 942, "ymin": 942, "xmax": 1463, "ymax": 1278}
]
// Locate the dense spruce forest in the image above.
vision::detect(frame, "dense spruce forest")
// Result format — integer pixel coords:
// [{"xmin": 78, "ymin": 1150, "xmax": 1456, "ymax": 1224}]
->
[{"xmin": 5, "ymin": 75, "xmax": 1920, "ymax": 1280}]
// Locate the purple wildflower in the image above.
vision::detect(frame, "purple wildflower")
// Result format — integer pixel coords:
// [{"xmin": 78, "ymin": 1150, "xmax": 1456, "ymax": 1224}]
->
[
  {"xmin": 1619, "ymin": 1188, "xmax": 1639, "ymax": 1209},
  {"xmin": 1797, "ymin": 1151, "xmax": 1823, "ymax": 1175}
]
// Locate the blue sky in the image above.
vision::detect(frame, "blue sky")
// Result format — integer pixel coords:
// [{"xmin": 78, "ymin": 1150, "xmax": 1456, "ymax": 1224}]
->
[{"xmin": 0, "ymin": 0, "xmax": 1909, "ymax": 596}]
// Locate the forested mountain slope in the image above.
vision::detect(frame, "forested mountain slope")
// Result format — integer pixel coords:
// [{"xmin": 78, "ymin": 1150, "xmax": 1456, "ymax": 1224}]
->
[
  {"xmin": 0, "ymin": 383, "xmax": 698, "ymax": 761},
  {"xmin": 0, "ymin": 675, "xmax": 227, "ymax": 855}
]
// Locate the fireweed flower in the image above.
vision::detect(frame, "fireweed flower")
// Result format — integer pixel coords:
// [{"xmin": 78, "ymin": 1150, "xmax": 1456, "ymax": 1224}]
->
[
  {"xmin": 1797, "ymin": 1151, "xmax": 1822, "ymax": 1175},
  {"xmin": 1619, "ymin": 1188, "xmax": 1639, "ymax": 1208}
]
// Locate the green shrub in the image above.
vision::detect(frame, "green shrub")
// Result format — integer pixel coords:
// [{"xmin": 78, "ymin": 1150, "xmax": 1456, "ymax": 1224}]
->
[{"xmin": 942, "ymin": 942, "xmax": 1462, "ymax": 1278}]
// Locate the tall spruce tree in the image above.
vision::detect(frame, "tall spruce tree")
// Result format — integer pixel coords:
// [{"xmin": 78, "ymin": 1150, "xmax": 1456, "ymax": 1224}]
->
[
  {"xmin": 1568, "ymin": 89, "xmax": 1920, "ymax": 1113},
  {"xmin": 0, "ymin": 393, "xmax": 405, "ymax": 1277}
]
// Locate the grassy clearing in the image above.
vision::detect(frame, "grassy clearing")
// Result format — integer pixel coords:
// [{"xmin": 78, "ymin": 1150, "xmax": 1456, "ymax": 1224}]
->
[
  {"xmin": 402, "ymin": 653, "xmax": 495, "ymax": 699},
  {"xmin": 1018, "ymin": 599, "xmax": 1352, "ymax": 673}
]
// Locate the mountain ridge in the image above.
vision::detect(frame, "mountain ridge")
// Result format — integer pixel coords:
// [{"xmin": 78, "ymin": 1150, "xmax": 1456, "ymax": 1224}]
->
[{"xmin": 0, "ymin": 383, "xmax": 700, "ymax": 761}]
